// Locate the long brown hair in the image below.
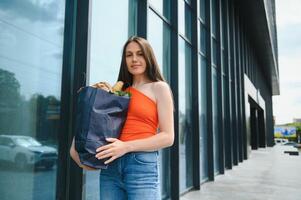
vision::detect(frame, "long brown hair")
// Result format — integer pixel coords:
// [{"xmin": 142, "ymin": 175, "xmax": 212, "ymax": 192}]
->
[{"xmin": 117, "ymin": 36, "xmax": 165, "ymax": 88}]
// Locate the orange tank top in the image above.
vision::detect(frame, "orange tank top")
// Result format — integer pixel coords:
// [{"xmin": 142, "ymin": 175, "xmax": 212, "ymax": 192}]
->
[{"xmin": 119, "ymin": 87, "xmax": 158, "ymax": 141}]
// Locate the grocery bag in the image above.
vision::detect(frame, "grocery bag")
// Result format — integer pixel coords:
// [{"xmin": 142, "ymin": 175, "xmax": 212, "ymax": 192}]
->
[{"xmin": 74, "ymin": 86, "xmax": 130, "ymax": 169}]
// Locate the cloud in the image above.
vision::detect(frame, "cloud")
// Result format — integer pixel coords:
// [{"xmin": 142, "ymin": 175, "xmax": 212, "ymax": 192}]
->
[
  {"xmin": 277, "ymin": 26, "xmax": 301, "ymax": 55},
  {"xmin": 0, "ymin": 0, "xmax": 62, "ymax": 22},
  {"xmin": 278, "ymin": 54, "xmax": 301, "ymax": 83},
  {"xmin": 276, "ymin": 0, "xmax": 301, "ymax": 28},
  {"xmin": 274, "ymin": 0, "xmax": 301, "ymax": 124}
]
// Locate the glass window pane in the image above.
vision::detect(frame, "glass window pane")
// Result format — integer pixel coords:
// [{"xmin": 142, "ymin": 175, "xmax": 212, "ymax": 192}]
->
[
  {"xmin": 186, "ymin": 0, "xmax": 192, "ymax": 5},
  {"xmin": 149, "ymin": 0, "xmax": 171, "ymax": 20},
  {"xmin": 179, "ymin": 38, "xmax": 193, "ymax": 192},
  {"xmin": 179, "ymin": 0, "xmax": 185, "ymax": 37},
  {"xmin": 0, "ymin": 1, "xmax": 65, "ymax": 199},
  {"xmin": 199, "ymin": 0, "xmax": 206, "ymax": 22},
  {"xmin": 212, "ymin": 39, "xmax": 217, "ymax": 66},
  {"xmin": 148, "ymin": 9, "xmax": 171, "ymax": 198},
  {"xmin": 185, "ymin": 4, "xmax": 192, "ymax": 41},
  {"xmin": 200, "ymin": 24, "xmax": 207, "ymax": 55},
  {"xmin": 199, "ymin": 55, "xmax": 208, "ymax": 181},
  {"xmin": 222, "ymin": 50, "xmax": 227, "ymax": 74},
  {"xmin": 212, "ymin": 0, "xmax": 217, "ymax": 37},
  {"xmin": 212, "ymin": 67, "xmax": 220, "ymax": 174},
  {"xmin": 88, "ymin": 0, "xmax": 132, "ymax": 84},
  {"xmin": 85, "ymin": 1, "xmax": 136, "ymax": 199},
  {"xmin": 148, "ymin": 11, "xmax": 171, "ymax": 80},
  {"xmin": 179, "ymin": 1, "xmax": 192, "ymax": 41}
]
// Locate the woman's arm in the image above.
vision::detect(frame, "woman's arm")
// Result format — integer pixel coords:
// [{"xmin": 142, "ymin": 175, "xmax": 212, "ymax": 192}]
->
[
  {"xmin": 70, "ymin": 138, "xmax": 97, "ymax": 170},
  {"xmin": 95, "ymin": 81, "xmax": 174, "ymax": 164}
]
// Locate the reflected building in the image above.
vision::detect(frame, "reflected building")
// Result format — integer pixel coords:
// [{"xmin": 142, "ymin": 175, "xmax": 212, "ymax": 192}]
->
[{"xmin": 0, "ymin": 0, "xmax": 279, "ymax": 200}]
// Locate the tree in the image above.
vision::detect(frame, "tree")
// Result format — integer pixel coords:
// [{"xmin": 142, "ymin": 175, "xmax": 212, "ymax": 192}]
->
[
  {"xmin": 0, "ymin": 69, "xmax": 22, "ymax": 133},
  {"xmin": 0, "ymin": 68, "xmax": 21, "ymax": 107}
]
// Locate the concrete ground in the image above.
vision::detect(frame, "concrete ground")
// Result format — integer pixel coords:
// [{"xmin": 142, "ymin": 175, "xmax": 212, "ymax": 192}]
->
[{"xmin": 181, "ymin": 145, "xmax": 301, "ymax": 200}]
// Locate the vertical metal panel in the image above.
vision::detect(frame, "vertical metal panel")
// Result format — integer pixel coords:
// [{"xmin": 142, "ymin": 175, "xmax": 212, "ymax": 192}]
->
[
  {"xmin": 206, "ymin": 0, "xmax": 214, "ymax": 181},
  {"xmin": 69, "ymin": 0, "xmax": 90, "ymax": 199},
  {"xmin": 191, "ymin": 0, "xmax": 201, "ymax": 189},
  {"xmin": 170, "ymin": 1, "xmax": 180, "ymax": 199},
  {"xmin": 56, "ymin": 0, "xmax": 77, "ymax": 199},
  {"xmin": 235, "ymin": 7, "xmax": 243, "ymax": 163},
  {"xmin": 229, "ymin": 0, "xmax": 238, "ymax": 166},
  {"xmin": 216, "ymin": 0, "xmax": 225, "ymax": 175},
  {"xmin": 258, "ymin": 109, "xmax": 266, "ymax": 147},
  {"xmin": 223, "ymin": 0, "xmax": 233, "ymax": 170},
  {"xmin": 57, "ymin": 0, "xmax": 90, "ymax": 200},
  {"xmin": 240, "ymin": 19, "xmax": 248, "ymax": 159},
  {"xmin": 137, "ymin": 0, "xmax": 148, "ymax": 38}
]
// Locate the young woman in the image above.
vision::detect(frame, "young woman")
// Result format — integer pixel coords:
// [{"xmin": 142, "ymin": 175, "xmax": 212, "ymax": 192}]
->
[{"xmin": 70, "ymin": 36, "xmax": 174, "ymax": 200}]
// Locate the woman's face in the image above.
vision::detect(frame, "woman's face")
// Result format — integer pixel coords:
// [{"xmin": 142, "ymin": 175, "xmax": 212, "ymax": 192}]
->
[{"xmin": 125, "ymin": 41, "xmax": 147, "ymax": 76}]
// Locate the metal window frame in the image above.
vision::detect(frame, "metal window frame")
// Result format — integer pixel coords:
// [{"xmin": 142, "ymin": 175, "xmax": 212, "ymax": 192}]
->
[{"xmin": 57, "ymin": 0, "xmax": 89, "ymax": 200}]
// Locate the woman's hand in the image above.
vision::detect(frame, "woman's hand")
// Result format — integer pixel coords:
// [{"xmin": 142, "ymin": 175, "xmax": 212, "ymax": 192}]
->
[
  {"xmin": 70, "ymin": 138, "xmax": 97, "ymax": 171},
  {"xmin": 95, "ymin": 138, "xmax": 130, "ymax": 164},
  {"xmin": 81, "ymin": 164, "xmax": 97, "ymax": 171}
]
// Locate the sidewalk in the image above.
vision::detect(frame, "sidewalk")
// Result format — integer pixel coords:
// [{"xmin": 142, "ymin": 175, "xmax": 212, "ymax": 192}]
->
[{"xmin": 181, "ymin": 145, "xmax": 301, "ymax": 200}]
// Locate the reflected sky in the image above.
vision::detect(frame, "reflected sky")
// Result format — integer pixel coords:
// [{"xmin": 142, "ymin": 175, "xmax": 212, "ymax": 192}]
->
[
  {"xmin": 0, "ymin": 0, "xmax": 65, "ymax": 99},
  {"xmin": 85, "ymin": 1, "xmax": 131, "ymax": 200},
  {"xmin": 148, "ymin": 9, "xmax": 163, "ymax": 71},
  {"xmin": 88, "ymin": 0, "xmax": 129, "ymax": 85}
]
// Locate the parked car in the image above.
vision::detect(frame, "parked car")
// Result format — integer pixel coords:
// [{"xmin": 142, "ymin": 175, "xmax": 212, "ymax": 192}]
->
[
  {"xmin": 283, "ymin": 141, "xmax": 297, "ymax": 146},
  {"xmin": 274, "ymin": 138, "xmax": 288, "ymax": 144},
  {"xmin": 0, "ymin": 135, "xmax": 58, "ymax": 169}
]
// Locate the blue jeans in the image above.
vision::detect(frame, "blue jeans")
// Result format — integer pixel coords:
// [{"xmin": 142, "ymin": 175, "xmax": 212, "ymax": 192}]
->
[{"xmin": 99, "ymin": 151, "xmax": 160, "ymax": 200}]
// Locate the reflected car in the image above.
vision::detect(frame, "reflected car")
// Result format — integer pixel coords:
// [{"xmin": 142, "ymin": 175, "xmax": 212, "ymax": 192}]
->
[
  {"xmin": 283, "ymin": 141, "xmax": 301, "ymax": 148},
  {"xmin": 274, "ymin": 138, "xmax": 288, "ymax": 144},
  {"xmin": 283, "ymin": 141, "xmax": 297, "ymax": 146},
  {"xmin": 0, "ymin": 135, "xmax": 58, "ymax": 169}
]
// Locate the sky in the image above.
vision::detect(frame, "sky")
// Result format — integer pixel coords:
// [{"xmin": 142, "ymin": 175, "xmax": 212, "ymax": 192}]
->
[{"xmin": 273, "ymin": 0, "xmax": 301, "ymax": 125}]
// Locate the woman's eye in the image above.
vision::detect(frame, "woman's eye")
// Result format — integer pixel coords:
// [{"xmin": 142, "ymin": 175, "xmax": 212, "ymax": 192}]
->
[{"xmin": 126, "ymin": 54, "xmax": 132, "ymax": 57}]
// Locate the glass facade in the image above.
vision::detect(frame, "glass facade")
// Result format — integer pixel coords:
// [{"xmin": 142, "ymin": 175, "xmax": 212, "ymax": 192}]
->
[
  {"xmin": 0, "ymin": 1, "xmax": 65, "ymax": 200},
  {"xmin": 199, "ymin": 55, "xmax": 208, "ymax": 181},
  {"xmin": 179, "ymin": 0, "xmax": 192, "ymax": 41},
  {"xmin": 178, "ymin": 38, "xmax": 193, "ymax": 192},
  {"xmin": 199, "ymin": 0, "xmax": 209, "ymax": 182},
  {"xmin": 148, "ymin": 4, "xmax": 172, "ymax": 198},
  {"xmin": 0, "ymin": 0, "xmax": 278, "ymax": 199},
  {"xmin": 148, "ymin": 9, "xmax": 171, "ymax": 80},
  {"xmin": 84, "ymin": 1, "xmax": 137, "ymax": 199},
  {"xmin": 149, "ymin": 0, "xmax": 171, "ymax": 20},
  {"xmin": 212, "ymin": 67, "xmax": 220, "ymax": 174}
]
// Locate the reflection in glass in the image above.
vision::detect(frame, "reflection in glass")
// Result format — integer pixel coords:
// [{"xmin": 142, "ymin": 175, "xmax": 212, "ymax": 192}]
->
[
  {"xmin": 85, "ymin": 1, "xmax": 136, "ymax": 199},
  {"xmin": 88, "ymin": 0, "xmax": 134, "ymax": 85},
  {"xmin": 186, "ymin": 0, "xmax": 192, "ymax": 5},
  {"xmin": 179, "ymin": 1, "xmax": 192, "ymax": 41},
  {"xmin": 212, "ymin": 0, "xmax": 217, "ymax": 37},
  {"xmin": 0, "ymin": 1, "xmax": 65, "ymax": 200},
  {"xmin": 222, "ymin": 50, "xmax": 226, "ymax": 74},
  {"xmin": 200, "ymin": 24, "xmax": 207, "ymax": 55},
  {"xmin": 199, "ymin": 55, "xmax": 208, "ymax": 181},
  {"xmin": 185, "ymin": 4, "xmax": 192, "ymax": 41},
  {"xmin": 148, "ymin": 10, "xmax": 171, "ymax": 81},
  {"xmin": 212, "ymin": 67, "xmax": 220, "ymax": 174},
  {"xmin": 179, "ymin": 38, "xmax": 193, "ymax": 192},
  {"xmin": 212, "ymin": 39, "xmax": 217, "ymax": 66},
  {"xmin": 149, "ymin": 0, "xmax": 171, "ymax": 20},
  {"xmin": 148, "ymin": 9, "xmax": 171, "ymax": 198},
  {"xmin": 199, "ymin": 0, "xmax": 206, "ymax": 22}
]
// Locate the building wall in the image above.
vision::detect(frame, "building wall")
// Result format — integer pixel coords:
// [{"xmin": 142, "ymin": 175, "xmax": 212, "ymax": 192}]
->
[{"xmin": 0, "ymin": 0, "xmax": 278, "ymax": 200}]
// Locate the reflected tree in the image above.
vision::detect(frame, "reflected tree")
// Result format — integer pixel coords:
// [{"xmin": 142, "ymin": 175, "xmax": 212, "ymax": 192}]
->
[
  {"xmin": 28, "ymin": 94, "xmax": 60, "ymax": 144},
  {"xmin": 0, "ymin": 69, "xmax": 22, "ymax": 133},
  {"xmin": 0, "ymin": 69, "xmax": 60, "ymax": 145}
]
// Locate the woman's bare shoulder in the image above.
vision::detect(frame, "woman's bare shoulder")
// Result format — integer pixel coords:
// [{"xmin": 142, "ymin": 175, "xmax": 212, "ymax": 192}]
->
[{"xmin": 152, "ymin": 81, "xmax": 172, "ymax": 99}]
